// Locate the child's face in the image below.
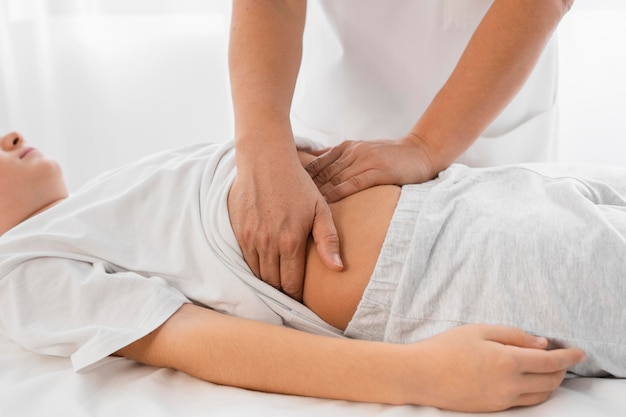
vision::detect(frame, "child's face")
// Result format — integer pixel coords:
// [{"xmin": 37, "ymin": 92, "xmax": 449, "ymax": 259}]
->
[{"xmin": 0, "ymin": 132, "xmax": 68, "ymax": 234}]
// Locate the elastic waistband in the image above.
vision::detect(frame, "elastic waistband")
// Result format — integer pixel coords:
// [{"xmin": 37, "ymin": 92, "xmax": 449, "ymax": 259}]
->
[{"xmin": 343, "ymin": 181, "xmax": 436, "ymax": 340}]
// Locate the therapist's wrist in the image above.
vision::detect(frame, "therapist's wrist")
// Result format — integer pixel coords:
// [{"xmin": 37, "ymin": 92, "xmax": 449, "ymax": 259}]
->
[
  {"xmin": 406, "ymin": 126, "xmax": 468, "ymax": 178},
  {"xmin": 402, "ymin": 132, "xmax": 442, "ymax": 181},
  {"xmin": 234, "ymin": 129, "xmax": 300, "ymax": 173},
  {"xmin": 234, "ymin": 117, "xmax": 295, "ymax": 152}
]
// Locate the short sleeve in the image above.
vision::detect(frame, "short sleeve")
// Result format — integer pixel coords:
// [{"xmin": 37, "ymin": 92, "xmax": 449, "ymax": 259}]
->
[{"xmin": 0, "ymin": 258, "xmax": 189, "ymax": 372}]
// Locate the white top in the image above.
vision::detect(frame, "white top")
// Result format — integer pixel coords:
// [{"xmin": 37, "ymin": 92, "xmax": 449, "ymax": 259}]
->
[
  {"xmin": 0, "ymin": 140, "xmax": 341, "ymax": 373},
  {"xmin": 292, "ymin": 0, "xmax": 559, "ymax": 166}
]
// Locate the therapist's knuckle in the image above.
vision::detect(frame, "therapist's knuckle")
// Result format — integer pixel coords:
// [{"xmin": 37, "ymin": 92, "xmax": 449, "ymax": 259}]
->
[
  {"xmin": 264, "ymin": 275, "xmax": 281, "ymax": 290},
  {"xmin": 353, "ymin": 141, "xmax": 370, "ymax": 156},
  {"xmin": 318, "ymin": 182, "xmax": 333, "ymax": 197},
  {"xmin": 315, "ymin": 168, "xmax": 333, "ymax": 185},
  {"xmin": 330, "ymin": 174, "xmax": 344, "ymax": 186},
  {"xmin": 253, "ymin": 228, "xmax": 273, "ymax": 248},
  {"xmin": 562, "ymin": 0, "xmax": 574, "ymax": 13},
  {"xmin": 240, "ymin": 226, "xmax": 257, "ymax": 244},
  {"xmin": 280, "ymin": 279, "xmax": 301, "ymax": 297},
  {"xmin": 277, "ymin": 233, "xmax": 300, "ymax": 253},
  {"xmin": 305, "ymin": 158, "xmax": 320, "ymax": 175},
  {"xmin": 319, "ymin": 226, "xmax": 340, "ymax": 245},
  {"xmin": 341, "ymin": 139, "xmax": 356, "ymax": 149},
  {"xmin": 349, "ymin": 140, "xmax": 362, "ymax": 149},
  {"xmin": 323, "ymin": 188, "xmax": 340, "ymax": 203},
  {"xmin": 347, "ymin": 175, "xmax": 367, "ymax": 192},
  {"xmin": 382, "ymin": 155, "xmax": 395, "ymax": 168},
  {"xmin": 325, "ymin": 186, "xmax": 349, "ymax": 203}
]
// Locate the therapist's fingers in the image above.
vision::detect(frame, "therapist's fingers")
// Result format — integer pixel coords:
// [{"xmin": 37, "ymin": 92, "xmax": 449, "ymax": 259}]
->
[
  {"xmin": 258, "ymin": 246, "xmax": 281, "ymax": 291},
  {"xmin": 228, "ymin": 165, "xmax": 308, "ymax": 296},
  {"xmin": 307, "ymin": 142, "xmax": 389, "ymax": 201},
  {"xmin": 306, "ymin": 138, "xmax": 434, "ymax": 202},
  {"xmin": 228, "ymin": 177, "xmax": 261, "ymax": 278},
  {"xmin": 311, "ymin": 196, "xmax": 344, "ymax": 273},
  {"xmin": 305, "ymin": 144, "xmax": 347, "ymax": 187},
  {"xmin": 277, "ymin": 237, "xmax": 307, "ymax": 301},
  {"xmin": 312, "ymin": 141, "xmax": 383, "ymax": 192},
  {"xmin": 321, "ymin": 169, "xmax": 382, "ymax": 203},
  {"xmin": 241, "ymin": 246, "xmax": 261, "ymax": 280},
  {"xmin": 251, "ymin": 204, "xmax": 311, "ymax": 300}
]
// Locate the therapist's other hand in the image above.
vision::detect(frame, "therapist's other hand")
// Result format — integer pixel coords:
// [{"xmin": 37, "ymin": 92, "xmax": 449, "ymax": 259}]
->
[
  {"xmin": 229, "ymin": 147, "xmax": 343, "ymax": 301},
  {"xmin": 406, "ymin": 324, "xmax": 586, "ymax": 412},
  {"xmin": 305, "ymin": 135, "xmax": 437, "ymax": 203}
]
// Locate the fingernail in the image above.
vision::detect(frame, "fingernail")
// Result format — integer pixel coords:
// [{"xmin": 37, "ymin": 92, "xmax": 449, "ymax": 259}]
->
[
  {"xmin": 536, "ymin": 336, "xmax": 548, "ymax": 347},
  {"xmin": 333, "ymin": 253, "xmax": 343, "ymax": 268}
]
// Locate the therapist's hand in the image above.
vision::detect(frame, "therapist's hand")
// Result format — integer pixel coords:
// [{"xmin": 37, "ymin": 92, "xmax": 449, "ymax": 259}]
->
[
  {"xmin": 305, "ymin": 135, "xmax": 438, "ymax": 203},
  {"xmin": 229, "ymin": 146, "xmax": 343, "ymax": 301}
]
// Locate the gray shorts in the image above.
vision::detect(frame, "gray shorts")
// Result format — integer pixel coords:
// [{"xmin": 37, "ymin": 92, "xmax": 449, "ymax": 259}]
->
[{"xmin": 344, "ymin": 164, "xmax": 626, "ymax": 377}]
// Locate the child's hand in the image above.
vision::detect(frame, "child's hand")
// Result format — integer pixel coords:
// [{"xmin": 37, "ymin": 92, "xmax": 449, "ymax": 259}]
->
[{"xmin": 399, "ymin": 324, "xmax": 586, "ymax": 412}]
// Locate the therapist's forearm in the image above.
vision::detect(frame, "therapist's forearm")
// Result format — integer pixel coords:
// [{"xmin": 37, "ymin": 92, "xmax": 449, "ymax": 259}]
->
[
  {"xmin": 410, "ymin": 0, "xmax": 573, "ymax": 173},
  {"xmin": 229, "ymin": 0, "xmax": 306, "ymax": 152}
]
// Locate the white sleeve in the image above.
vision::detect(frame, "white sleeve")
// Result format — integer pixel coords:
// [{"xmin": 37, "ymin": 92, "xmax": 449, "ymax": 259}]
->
[{"xmin": 0, "ymin": 258, "xmax": 189, "ymax": 373}]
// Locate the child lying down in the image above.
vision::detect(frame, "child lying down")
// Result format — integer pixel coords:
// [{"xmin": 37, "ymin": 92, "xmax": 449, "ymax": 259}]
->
[{"xmin": 1, "ymin": 131, "xmax": 624, "ymax": 413}]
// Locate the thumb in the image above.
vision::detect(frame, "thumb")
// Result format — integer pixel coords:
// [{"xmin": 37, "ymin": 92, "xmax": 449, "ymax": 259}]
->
[
  {"xmin": 311, "ymin": 199, "xmax": 343, "ymax": 272},
  {"xmin": 484, "ymin": 325, "xmax": 548, "ymax": 350}
]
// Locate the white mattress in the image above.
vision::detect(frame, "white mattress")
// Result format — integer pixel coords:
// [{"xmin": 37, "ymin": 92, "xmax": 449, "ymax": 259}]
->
[{"xmin": 1, "ymin": 334, "xmax": 624, "ymax": 416}]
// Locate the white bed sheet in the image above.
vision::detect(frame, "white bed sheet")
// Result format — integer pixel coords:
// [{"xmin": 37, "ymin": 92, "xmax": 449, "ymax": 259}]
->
[{"xmin": 1, "ymin": 334, "xmax": 624, "ymax": 416}]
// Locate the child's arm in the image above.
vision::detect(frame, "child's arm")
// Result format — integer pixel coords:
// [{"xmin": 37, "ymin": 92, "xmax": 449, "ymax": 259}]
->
[{"xmin": 115, "ymin": 304, "xmax": 585, "ymax": 412}]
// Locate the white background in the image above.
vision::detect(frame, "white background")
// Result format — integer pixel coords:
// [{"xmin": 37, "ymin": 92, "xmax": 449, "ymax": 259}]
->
[
  {"xmin": 558, "ymin": 0, "xmax": 626, "ymax": 166},
  {"xmin": 1, "ymin": 0, "xmax": 625, "ymax": 191}
]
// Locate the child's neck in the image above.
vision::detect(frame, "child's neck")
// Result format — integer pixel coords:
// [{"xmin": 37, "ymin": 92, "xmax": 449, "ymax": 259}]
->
[{"xmin": 1, "ymin": 197, "xmax": 67, "ymax": 236}]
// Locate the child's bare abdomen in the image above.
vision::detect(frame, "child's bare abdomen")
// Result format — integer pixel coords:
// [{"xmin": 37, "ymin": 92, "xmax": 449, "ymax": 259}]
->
[{"xmin": 302, "ymin": 185, "xmax": 400, "ymax": 330}]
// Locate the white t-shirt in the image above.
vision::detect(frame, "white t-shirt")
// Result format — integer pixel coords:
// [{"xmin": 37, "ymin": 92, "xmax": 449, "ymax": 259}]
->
[
  {"xmin": 292, "ymin": 0, "xmax": 559, "ymax": 166},
  {"xmin": 0, "ymin": 140, "xmax": 341, "ymax": 373}
]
